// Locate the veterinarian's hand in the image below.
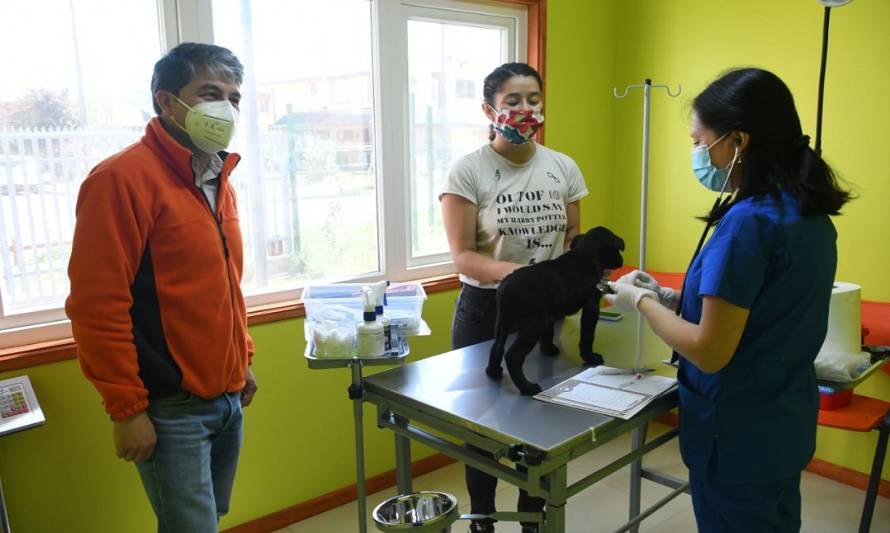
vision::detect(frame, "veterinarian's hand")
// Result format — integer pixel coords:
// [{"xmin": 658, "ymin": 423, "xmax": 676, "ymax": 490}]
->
[
  {"xmin": 616, "ymin": 270, "xmax": 679, "ymax": 311},
  {"xmin": 604, "ymin": 282, "xmax": 656, "ymax": 312}
]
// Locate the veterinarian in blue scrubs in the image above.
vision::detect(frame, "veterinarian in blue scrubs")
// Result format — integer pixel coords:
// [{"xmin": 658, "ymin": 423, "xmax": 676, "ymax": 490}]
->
[
  {"xmin": 606, "ymin": 68, "xmax": 852, "ymax": 533},
  {"xmin": 439, "ymin": 62, "xmax": 588, "ymax": 533}
]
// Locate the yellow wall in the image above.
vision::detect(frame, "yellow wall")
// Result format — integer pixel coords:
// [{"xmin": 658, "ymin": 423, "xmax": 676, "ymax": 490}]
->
[
  {"xmin": 545, "ymin": 0, "xmax": 617, "ymax": 230},
  {"xmin": 609, "ymin": 0, "xmax": 890, "ymax": 302},
  {"xmin": 0, "ymin": 1, "xmax": 887, "ymax": 531}
]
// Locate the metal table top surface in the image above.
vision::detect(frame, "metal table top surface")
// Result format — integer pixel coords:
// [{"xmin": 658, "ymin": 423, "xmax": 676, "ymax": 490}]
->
[{"xmin": 364, "ymin": 316, "xmax": 677, "ymax": 454}]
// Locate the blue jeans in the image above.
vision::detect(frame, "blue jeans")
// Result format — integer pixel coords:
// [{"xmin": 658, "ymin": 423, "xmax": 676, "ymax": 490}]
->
[{"xmin": 135, "ymin": 392, "xmax": 243, "ymax": 533}]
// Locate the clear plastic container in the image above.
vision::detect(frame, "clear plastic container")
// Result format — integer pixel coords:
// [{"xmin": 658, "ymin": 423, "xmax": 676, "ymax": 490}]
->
[{"xmin": 303, "ymin": 282, "xmax": 427, "ymax": 337}]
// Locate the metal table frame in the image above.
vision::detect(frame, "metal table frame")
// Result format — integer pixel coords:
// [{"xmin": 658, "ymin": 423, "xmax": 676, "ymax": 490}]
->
[
  {"xmin": 305, "ymin": 337, "xmax": 411, "ymax": 533},
  {"xmin": 363, "ymin": 341, "xmax": 688, "ymax": 533}
]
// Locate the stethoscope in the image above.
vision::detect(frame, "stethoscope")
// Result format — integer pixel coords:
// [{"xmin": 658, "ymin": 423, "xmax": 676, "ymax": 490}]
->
[{"xmin": 669, "ymin": 146, "xmax": 739, "ymax": 363}]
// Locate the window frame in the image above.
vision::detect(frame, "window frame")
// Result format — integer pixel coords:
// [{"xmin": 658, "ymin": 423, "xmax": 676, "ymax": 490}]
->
[
  {"xmin": 0, "ymin": 0, "xmax": 545, "ymax": 352},
  {"xmin": 376, "ymin": 0, "xmax": 527, "ymax": 282}
]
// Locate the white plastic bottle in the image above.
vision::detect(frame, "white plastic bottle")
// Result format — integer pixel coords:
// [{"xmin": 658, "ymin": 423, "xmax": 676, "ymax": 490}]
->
[
  {"xmin": 355, "ymin": 286, "xmax": 385, "ymax": 357},
  {"xmin": 371, "ymin": 281, "xmax": 392, "ymax": 352}
]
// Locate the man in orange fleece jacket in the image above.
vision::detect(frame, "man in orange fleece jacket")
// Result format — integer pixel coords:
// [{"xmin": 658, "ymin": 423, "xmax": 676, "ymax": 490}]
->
[{"xmin": 66, "ymin": 43, "xmax": 257, "ymax": 533}]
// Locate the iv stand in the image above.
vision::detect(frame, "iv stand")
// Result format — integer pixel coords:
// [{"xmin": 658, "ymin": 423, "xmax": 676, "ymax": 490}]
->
[
  {"xmin": 613, "ymin": 79, "xmax": 682, "ymax": 370},
  {"xmin": 814, "ymin": 0, "xmax": 854, "ymax": 155},
  {"xmin": 613, "ymin": 79, "xmax": 682, "ymax": 533}
]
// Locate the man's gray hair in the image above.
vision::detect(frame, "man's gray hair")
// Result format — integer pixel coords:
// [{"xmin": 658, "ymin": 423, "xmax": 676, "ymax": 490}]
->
[{"xmin": 150, "ymin": 42, "xmax": 244, "ymax": 114}]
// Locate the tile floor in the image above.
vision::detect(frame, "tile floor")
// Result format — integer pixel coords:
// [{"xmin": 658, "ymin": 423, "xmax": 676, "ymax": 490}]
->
[{"xmin": 272, "ymin": 424, "xmax": 890, "ymax": 533}]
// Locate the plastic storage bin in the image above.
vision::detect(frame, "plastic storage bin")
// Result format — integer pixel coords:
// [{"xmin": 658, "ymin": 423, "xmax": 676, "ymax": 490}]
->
[
  {"xmin": 302, "ymin": 282, "xmax": 427, "ymax": 338},
  {"xmin": 818, "ymin": 386, "xmax": 854, "ymax": 410}
]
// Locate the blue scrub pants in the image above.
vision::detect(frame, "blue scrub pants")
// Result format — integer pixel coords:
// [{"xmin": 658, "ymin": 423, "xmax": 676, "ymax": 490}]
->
[{"xmin": 690, "ymin": 469, "xmax": 802, "ymax": 533}]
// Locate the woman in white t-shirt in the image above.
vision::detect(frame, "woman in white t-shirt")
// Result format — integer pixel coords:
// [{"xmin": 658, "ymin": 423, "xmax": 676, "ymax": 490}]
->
[{"xmin": 439, "ymin": 62, "xmax": 588, "ymax": 533}]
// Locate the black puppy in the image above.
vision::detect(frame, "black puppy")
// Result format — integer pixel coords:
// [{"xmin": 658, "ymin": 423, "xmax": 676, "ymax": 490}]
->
[{"xmin": 487, "ymin": 226, "xmax": 625, "ymax": 395}]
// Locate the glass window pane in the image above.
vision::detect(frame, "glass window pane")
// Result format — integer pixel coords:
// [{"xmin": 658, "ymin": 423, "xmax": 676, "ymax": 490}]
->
[
  {"xmin": 0, "ymin": 0, "xmax": 162, "ymax": 315},
  {"xmin": 407, "ymin": 20, "xmax": 506, "ymax": 259},
  {"xmin": 211, "ymin": 0, "xmax": 379, "ymax": 293}
]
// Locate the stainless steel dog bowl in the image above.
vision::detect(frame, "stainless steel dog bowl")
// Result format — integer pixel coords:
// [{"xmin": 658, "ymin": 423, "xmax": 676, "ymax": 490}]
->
[{"xmin": 371, "ymin": 491, "xmax": 459, "ymax": 532}]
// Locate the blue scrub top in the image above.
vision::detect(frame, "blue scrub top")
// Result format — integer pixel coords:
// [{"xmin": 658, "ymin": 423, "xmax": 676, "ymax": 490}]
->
[{"xmin": 677, "ymin": 189, "xmax": 837, "ymax": 483}]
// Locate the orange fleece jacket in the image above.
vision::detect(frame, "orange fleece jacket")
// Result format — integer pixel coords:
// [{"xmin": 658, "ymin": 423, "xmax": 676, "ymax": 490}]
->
[{"xmin": 66, "ymin": 118, "xmax": 254, "ymax": 421}]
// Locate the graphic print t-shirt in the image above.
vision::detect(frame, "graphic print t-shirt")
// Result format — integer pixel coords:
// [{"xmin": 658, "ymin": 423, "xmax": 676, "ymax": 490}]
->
[{"xmin": 440, "ymin": 144, "xmax": 589, "ymax": 289}]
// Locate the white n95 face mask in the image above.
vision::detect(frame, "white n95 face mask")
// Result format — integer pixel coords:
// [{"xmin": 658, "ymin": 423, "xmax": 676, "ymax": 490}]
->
[{"xmin": 171, "ymin": 95, "xmax": 239, "ymax": 154}]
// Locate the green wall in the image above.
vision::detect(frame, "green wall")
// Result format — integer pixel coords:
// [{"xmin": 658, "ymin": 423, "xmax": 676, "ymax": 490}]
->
[{"xmin": 0, "ymin": 1, "xmax": 887, "ymax": 531}]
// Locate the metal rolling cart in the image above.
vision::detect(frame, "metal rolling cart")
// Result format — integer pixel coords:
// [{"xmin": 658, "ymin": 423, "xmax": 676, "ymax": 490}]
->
[{"xmin": 304, "ymin": 336, "xmax": 411, "ymax": 533}]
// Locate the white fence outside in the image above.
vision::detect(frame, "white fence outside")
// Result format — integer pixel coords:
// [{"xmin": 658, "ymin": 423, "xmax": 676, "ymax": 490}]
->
[{"xmin": 0, "ymin": 126, "xmax": 377, "ymax": 316}]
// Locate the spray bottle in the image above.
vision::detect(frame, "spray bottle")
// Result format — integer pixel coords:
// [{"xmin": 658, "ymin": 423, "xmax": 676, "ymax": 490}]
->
[
  {"xmin": 355, "ymin": 286, "xmax": 385, "ymax": 357},
  {"xmin": 371, "ymin": 281, "xmax": 391, "ymax": 352}
]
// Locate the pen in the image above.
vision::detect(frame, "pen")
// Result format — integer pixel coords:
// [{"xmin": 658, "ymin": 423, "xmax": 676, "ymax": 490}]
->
[{"xmin": 598, "ymin": 367, "xmax": 655, "ymax": 375}]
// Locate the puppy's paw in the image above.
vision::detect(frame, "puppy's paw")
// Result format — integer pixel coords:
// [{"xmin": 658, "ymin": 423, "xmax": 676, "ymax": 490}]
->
[
  {"xmin": 580, "ymin": 351, "xmax": 605, "ymax": 366},
  {"xmin": 486, "ymin": 364, "xmax": 504, "ymax": 380},
  {"xmin": 519, "ymin": 382, "xmax": 543, "ymax": 396},
  {"xmin": 539, "ymin": 342, "xmax": 560, "ymax": 357}
]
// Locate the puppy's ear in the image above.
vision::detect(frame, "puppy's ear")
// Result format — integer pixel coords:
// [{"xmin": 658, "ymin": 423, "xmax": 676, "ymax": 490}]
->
[
  {"xmin": 570, "ymin": 234, "xmax": 583, "ymax": 251},
  {"xmin": 617, "ymin": 237, "xmax": 626, "ymax": 252}
]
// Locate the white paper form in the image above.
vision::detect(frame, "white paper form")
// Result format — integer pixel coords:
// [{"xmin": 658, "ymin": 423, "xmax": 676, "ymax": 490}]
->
[{"xmin": 535, "ymin": 366, "xmax": 677, "ymax": 420}]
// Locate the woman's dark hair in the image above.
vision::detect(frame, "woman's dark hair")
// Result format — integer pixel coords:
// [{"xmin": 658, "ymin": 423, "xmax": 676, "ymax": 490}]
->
[
  {"xmin": 483, "ymin": 62, "xmax": 543, "ymax": 141},
  {"xmin": 693, "ymin": 68, "xmax": 852, "ymax": 221}
]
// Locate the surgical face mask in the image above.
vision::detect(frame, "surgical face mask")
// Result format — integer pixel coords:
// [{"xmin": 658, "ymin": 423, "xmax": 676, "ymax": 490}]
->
[
  {"xmin": 170, "ymin": 94, "xmax": 239, "ymax": 154},
  {"xmin": 691, "ymin": 133, "xmax": 738, "ymax": 193},
  {"xmin": 489, "ymin": 106, "xmax": 544, "ymax": 144}
]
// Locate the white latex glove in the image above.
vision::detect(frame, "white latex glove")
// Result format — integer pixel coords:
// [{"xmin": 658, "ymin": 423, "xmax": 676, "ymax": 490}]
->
[
  {"xmin": 616, "ymin": 270, "xmax": 680, "ymax": 311},
  {"xmin": 604, "ymin": 282, "xmax": 657, "ymax": 313}
]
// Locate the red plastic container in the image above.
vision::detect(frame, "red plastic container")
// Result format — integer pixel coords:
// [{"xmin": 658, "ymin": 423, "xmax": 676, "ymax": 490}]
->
[{"xmin": 819, "ymin": 388, "xmax": 854, "ymax": 410}]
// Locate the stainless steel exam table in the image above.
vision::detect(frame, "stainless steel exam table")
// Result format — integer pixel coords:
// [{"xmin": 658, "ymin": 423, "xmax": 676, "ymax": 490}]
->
[{"xmin": 363, "ymin": 317, "xmax": 687, "ymax": 533}]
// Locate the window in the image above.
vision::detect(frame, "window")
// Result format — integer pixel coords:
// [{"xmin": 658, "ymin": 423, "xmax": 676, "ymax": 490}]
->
[
  {"xmin": 455, "ymin": 79, "xmax": 476, "ymax": 99},
  {"xmin": 210, "ymin": 0, "xmax": 380, "ymax": 302},
  {"xmin": 378, "ymin": 1, "xmax": 525, "ymax": 278},
  {"xmin": 0, "ymin": 0, "xmax": 530, "ymax": 346},
  {"xmin": 0, "ymin": 0, "xmax": 164, "ymax": 342},
  {"xmin": 405, "ymin": 12, "xmax": 516, "ymax": 263}
]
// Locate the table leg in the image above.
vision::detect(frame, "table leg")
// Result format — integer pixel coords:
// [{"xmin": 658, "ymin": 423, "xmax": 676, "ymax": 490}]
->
[
  {"xmin": 544, "ymin": 465, "xmax": 567, "ymax": 533},
  {"xmin": 629, "ymin": 423, "xmax": 649, "ymax": 533},
  {"xmin": 393, "ymin": 414, "xmax": 413, "ymax": 494},
  {"xmin": 349, "ymin": 362, "xmax": 368, "ymax": 533},
  {"xmin": 859, "ymin": 410, "xmax": 890, "ymax": 533},
  {"xmin": 0, "ymin": 471, "xmax": 9, "ymax": 533}
]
